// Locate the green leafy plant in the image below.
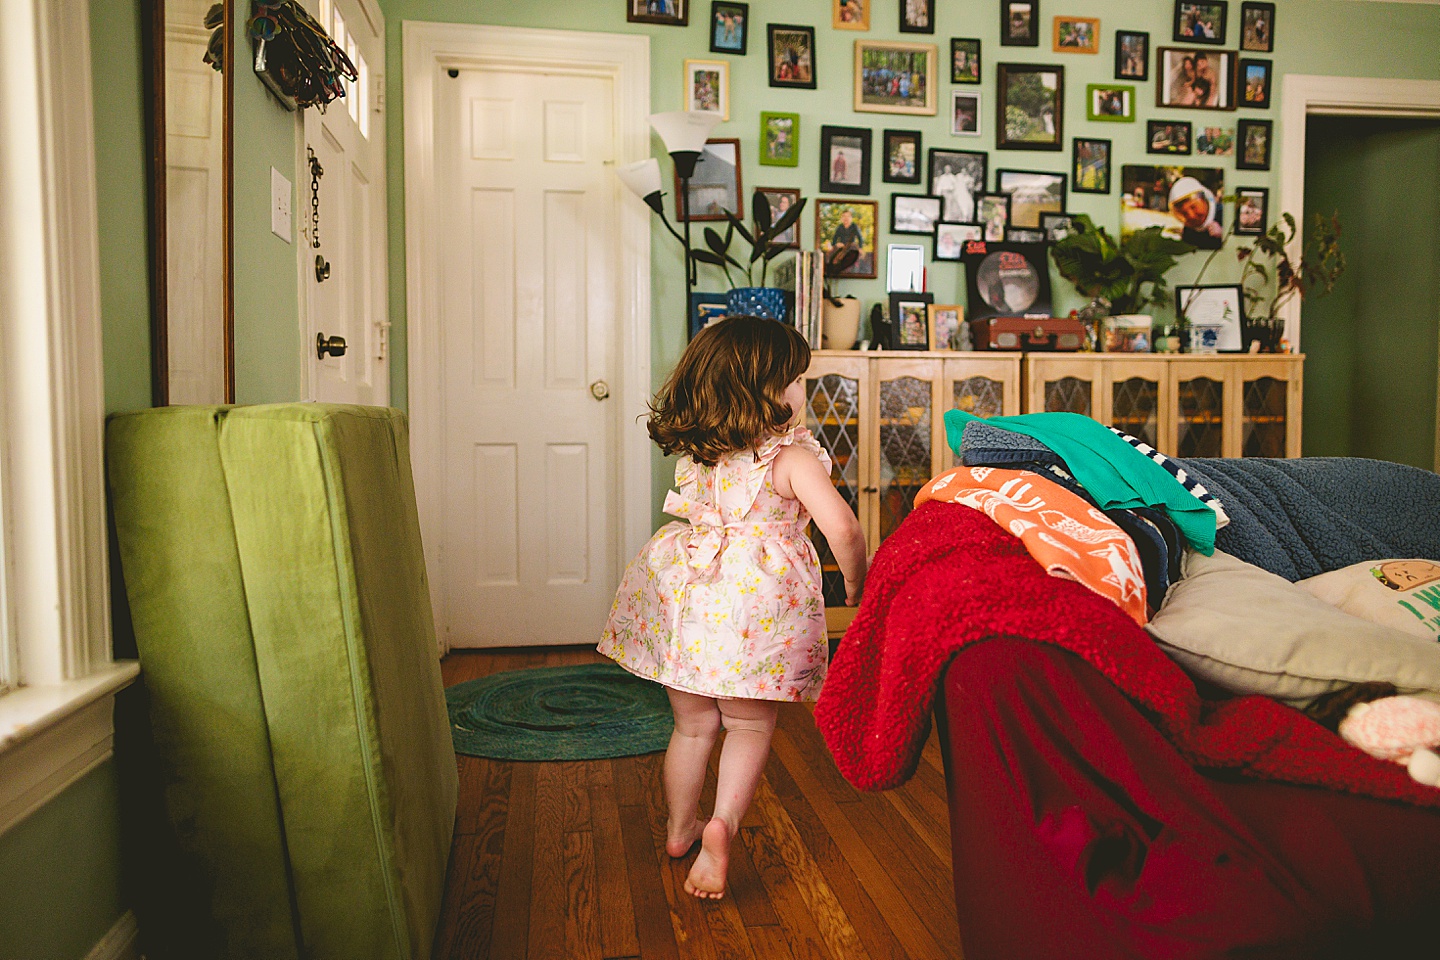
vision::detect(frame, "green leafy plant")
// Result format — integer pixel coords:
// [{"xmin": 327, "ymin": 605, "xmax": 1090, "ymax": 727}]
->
[
  {"xmin": 691, "ymin": 192, "xmax": 807, "ymax": 290},
  {"xmin": 1049, "ymin": 214, "xmax": 1196, "ymax": 315}
]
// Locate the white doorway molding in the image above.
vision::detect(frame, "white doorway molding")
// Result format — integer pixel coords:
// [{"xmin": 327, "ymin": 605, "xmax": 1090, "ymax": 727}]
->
[{"xmin": 402, "ymin": 22, "xmax": 652, "ymax": 653}]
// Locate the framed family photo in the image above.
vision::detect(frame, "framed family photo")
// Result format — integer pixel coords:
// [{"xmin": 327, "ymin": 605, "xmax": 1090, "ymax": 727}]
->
[
  {"xmin": 951, "ymin": 91, "xmax": 981, "ymax": 136},
  {"xmin": 883, "ymin": 129, "xmax": 922, "ymax": 184},
  {"xmin": 1235, "ymin": 186, "xmax": 1268, "ymax": 236},
  {"xmin": 819, "ymin": 126, "xmax": 872, "ymax": 194},
  {"xmin": 899, "ymin": 0, "xmax": 935, "ymax": 34},
  {"xmin": 1072, "ymin": 137, "xmax": 1111, "ymax": 193},
  {"xmin": 928, "ymin": 148, "xmax": 988, "ymax": 222},
  {"xmin": 977, "ymin": 194, "xmax": 1011, "ymax": 241},
  {"xmin": 709, "ymin": 2, "xmax": 748, "ymax": 54},
  {"xmin": 1172, "ymin": 0, "xmax": 1228, "ymax": 45},
  {"xmin": 854, "ymin": 40, "xmax": 938, "ymax": 115},
  {"xmin": 833, "ymin": 0, "xmax": 869, "ymax": 30},
  {"xmin": 1195, "ymin": 125, "xmax": 1234, "ymax": 155},
  {"xmin": 888, "ymin": 292, "xmax": 935, "ymax": 350},
  {"xmin": 755, "ymin": 188, "xmax": 802, "ymax": 248},
  {"xmin": 995, "ymin": 168, "xmax": 1066, "ymax": 229},
  {"xmin": 1087, "ymin": 84, "xmax": 1135, "ymax": 122},
  {"xmin": 890, "ymin": 193, "xmax": 944, "ymax": 235},
  {"xmin": 952, "ymin": 38, "xmax": 981, "ymax": 83},
  {"xmin": 1115, "ymin": 30, "xmax": 1149, "ymax": 80},
  {"xmin": 1241, "ymin": 58, "xmax": 1272, "ymax": 108},
  {"xmin": 1157, "ymin": 48, "xmax": 1236, "ymax": 110},
  {"xmin": 684, "ymin": 59, "xmax": 729, "ymax": 120},
  {"xmin": 1147, "ymin": 119, "xmax": 1192, "ymax": 155},
  {"xmin": 628, "ymin": 0, "xmax": 688, "ymax": 26},
  {"xmin": 929, "ymin": 304, "xmax": 965, "ymax": 350},
  {"xmin": 768, "ymin": 24, "xmax": 816, "ymax": 88},
  {"xmin": 1237, "ymin": 118, "xmax": 1272, "ymax": 170},
  {"xmin": 675, "ymin": 138, "xmax": 742, "ymax": 221},
  {"xmin": 758, "ymin": 112, "xmax": 799, "ymax": 167},
  {"xmin": 934, "ymin": 222, "xmax": 983, "ymax": 260},
  {"xmin": 996, "ymin": 63, "xmax": 1064, "ymax": 150},
  {"xmin": 817, "ymin": 199, "xmax": 879, "ymax": 279},
  {"xmin": 1053, "ymin": 16, "xmax": 1099, "ymax": 54},
  {"xmin": 1001, "ymin": 0, "xmax": 1040, "ymax": 47},
  {"xmin": 1240, "ymin": 1, "xmax": 1274, "ymax": 52}
]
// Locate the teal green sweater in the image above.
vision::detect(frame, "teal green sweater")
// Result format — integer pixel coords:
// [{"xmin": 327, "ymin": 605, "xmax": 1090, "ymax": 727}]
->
[{"xmin": 944, "ymin": 410, "xmax": 1217, "ymax": 554}]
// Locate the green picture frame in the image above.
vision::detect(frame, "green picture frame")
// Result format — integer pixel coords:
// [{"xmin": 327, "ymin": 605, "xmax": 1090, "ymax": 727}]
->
[
  {"xmin": 1085, "ymin": 83, "xmax": 1136, "ymax": 122},
  {"xmin": 759, "ymin": 111, "xmax": 800, "ymax": 167}
]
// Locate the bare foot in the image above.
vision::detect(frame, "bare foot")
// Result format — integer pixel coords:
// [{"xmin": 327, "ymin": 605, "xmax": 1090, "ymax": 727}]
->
[
  {"xmin": 665, "ymin": 817, "xmax": 706, "ymax": 858},
  {"xmin": 683, "ymin": 818, "xmax": 730, "ymax": 899}
]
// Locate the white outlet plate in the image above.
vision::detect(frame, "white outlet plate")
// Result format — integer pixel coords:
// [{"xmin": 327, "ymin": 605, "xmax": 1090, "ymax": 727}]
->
[{"xmin": 271, "ymin": 167, "xmax": 292, "ymax": 242}]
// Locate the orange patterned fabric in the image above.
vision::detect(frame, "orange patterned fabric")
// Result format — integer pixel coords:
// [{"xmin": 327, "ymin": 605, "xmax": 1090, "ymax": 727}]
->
[{"xmin": 915, "ymin": 466, "xmax": 1149, "ymax": 624}]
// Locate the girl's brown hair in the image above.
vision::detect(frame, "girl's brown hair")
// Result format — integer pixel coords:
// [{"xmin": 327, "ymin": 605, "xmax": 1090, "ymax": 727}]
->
[{"xmin": 648, "ymin": 315, "xmax": 810, "ymax": 466}]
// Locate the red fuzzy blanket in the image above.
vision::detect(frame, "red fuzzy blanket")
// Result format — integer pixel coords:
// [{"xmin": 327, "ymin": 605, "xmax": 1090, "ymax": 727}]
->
[{"xmin": 813, "ymin": 502, "xmax": 1440, "ymax": 809}]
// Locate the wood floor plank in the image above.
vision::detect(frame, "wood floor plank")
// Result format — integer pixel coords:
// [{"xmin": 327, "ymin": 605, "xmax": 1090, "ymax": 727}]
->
[
  {"xmin": 701, "ymin": 895, "xmax": 761, "ymax": 960},
  {"xmin": 564, "ymin": 761, "xmax": 593, "ymax": 831},
  {"xmin": 589, "ymin": 763, "xmax": 642, "ymax": 960},
  {"xmin": 488, "ymin": 760, "xmax": 535, "ymax": 960},
  {"xmin": 528, "ymin": 762, "xmax": 568, "ymax": 960},
  {"xmin": 455, "ymin": 756, "xmax": 511, "ymax": 836},
  {"xmin": 774, "ymin": 705, "xmax": 860, "ymax": 806},
  {"xmin": 431, "ymin": 829, "xmax": 476, "ymax": 959},
  {"xmin": 883, "ymin": 786, "xmax": 952, "ymax": 866},
  {"xmin": 617, "ymin": 799, "xmax": 681, "ymax": 960},
  {"xmin": 726, "ymin": 829, "xmax": 781, "ymax": 929},
  {"xmin": 565, "ymin": 829, "xmax": 604, "ymax": 960},
  {"xmin": 612, "ymin": 755, "xmax": 650, "ymax": 810},
  {"xmin": 740, "ymin": 822, "xmax": 837, "ymax": 960},
  {"xmin": 637, "ymin": 753, "xmax": 722, "ymax": 960}
]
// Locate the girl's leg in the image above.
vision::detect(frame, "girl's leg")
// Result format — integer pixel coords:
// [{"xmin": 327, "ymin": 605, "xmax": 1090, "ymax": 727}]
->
[
  {"xmin": 685, "ymin": 697, "xmax": 778, "ymax": 899},
  {"xmin": 663, "ymin": 688, "xmax": 722, "ymax": 857}
]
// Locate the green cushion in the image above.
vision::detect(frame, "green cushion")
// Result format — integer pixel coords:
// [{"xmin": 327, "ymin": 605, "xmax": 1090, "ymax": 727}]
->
[{"xmin": 108, "ymin": 404, "xmax": 457, "ymax": 960}]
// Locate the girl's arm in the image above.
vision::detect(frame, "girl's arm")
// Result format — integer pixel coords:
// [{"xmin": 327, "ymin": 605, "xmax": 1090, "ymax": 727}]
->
[{"xmin": 773, "ymin": 446, "xmax": 868, "ymax": 605}]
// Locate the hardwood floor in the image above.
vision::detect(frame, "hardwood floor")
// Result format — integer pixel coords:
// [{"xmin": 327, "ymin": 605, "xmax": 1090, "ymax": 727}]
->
[{"xmin": 433, "ymin": 646, "xmax": 964, "ymax": 960}]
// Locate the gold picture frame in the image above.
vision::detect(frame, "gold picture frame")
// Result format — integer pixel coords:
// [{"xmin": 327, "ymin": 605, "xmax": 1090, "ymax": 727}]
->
[
  {"xmin": 853, "ymin": 39, "xmax": 938, "ymax": 116},
  {"xmin": 833, "ymin": 0, "xmax": 869, "ymax": 30},
  {"xmin": 928, "ymin": 304, "xmax": 965, "ymax": 351},
  {"xmin": 1053, "ymin": 16, "xmax": 1101, "ymax": 54}
]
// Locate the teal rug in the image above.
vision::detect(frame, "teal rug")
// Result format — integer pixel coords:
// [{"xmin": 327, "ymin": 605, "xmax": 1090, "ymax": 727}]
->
[{"xmin": 446, "ymin": 663, "xmax": 674, "ymax": 761}]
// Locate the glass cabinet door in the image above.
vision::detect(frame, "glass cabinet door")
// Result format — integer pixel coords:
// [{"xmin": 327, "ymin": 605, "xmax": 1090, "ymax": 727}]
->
[
  {"xmin": 803, "ymin": 359, "xmax": 867, "ymax": 608},
  {"xmin": 1174, "ymin": 365, "xmax": 1227, "ymax": 458},
  {"xmin": 1103, "ymin": 360, "xmax": 1167, "ymax": 450},
  {"xmin": 1027, "ymin": 358, "xmax": 1100, "ymax": 417},
  {"xmin": 875, "ymin": 369, "xmax": 938, "ymax": 542},
  {"xmin": 1241, "ymin": 365, "xmax": 1296, "ymax": 457},
  {"xmin": 943, "ymin": 356, "xmax": 1022, "ymax": 464}
]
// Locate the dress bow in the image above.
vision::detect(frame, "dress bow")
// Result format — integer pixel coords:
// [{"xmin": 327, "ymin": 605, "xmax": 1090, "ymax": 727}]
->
[{"xmin": 663, "ymin": 490, "xmax": 728, "ymax": 573}]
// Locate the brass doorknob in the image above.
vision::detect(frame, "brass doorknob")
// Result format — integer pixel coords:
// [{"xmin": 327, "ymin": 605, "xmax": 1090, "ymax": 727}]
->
[
  {"xmin": 315, "ymin": 254, "xmax": 331, "ymax": 282},
  {"xmin": 316, "ymin": 333, "xmax": 347, "ymax": 358},
  {"xmin": 590, "ymin": 380, "xmax": 611, "ymax": 401}
]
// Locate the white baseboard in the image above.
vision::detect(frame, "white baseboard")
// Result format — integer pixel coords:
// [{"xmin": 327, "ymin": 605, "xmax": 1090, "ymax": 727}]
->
[{"xmin": 85, "ymin": 910, "xmax": 140, "ymax": 960}]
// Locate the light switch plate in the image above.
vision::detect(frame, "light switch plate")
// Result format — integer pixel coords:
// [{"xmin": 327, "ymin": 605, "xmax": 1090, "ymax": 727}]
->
[{"xmin": 271, "ymin": 167, "xmax": 292, "ymax": 242}]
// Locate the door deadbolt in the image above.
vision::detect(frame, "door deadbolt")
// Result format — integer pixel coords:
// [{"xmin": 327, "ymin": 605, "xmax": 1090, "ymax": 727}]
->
[
  {"xmin": 590, "ymin": 380, "xmax": 611, "ymax": 401},
  {"xmin": 316, "ymin": 333, "xmax": 347, "ymax": 359},
  {"xmin": 315, "ymin": 254, "xmax": 331, "ymax": 282}
]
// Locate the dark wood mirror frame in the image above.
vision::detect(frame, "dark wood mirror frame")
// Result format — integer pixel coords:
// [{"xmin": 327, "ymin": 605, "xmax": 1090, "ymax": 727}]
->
[{"xmin": 143, "ymin": 0, "xmax": 235, "ymax": 406}]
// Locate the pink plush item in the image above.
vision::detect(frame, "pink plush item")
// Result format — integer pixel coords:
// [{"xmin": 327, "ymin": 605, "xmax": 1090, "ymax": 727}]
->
[{"xmin": 1338, "ymin": 696, "xmax": 1440, "ymax": 787}]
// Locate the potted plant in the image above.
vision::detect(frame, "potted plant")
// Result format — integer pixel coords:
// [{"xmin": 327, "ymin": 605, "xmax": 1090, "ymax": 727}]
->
[
  {"xmin": 691, "ymin": 192, "xmax": 807, "ymax": 320},
  {"xmin": 821, "ymin": 244, "xmax": 862, "ymax": 348},
  {"xmin": 1049, "ymin": 214, "xmax": 1196, "ymax": 349}
]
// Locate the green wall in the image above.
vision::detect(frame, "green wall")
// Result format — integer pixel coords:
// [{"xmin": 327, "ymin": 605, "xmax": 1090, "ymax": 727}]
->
[{"xmin": 1303, "ymin": 115, "xmax": 1440, "ymax": 468}]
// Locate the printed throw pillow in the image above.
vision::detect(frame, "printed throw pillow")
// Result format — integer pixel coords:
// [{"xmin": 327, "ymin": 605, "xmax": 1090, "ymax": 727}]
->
[{"xmin": 1300, "ymin": 559, "xmax": 1440, "ymax": 642}]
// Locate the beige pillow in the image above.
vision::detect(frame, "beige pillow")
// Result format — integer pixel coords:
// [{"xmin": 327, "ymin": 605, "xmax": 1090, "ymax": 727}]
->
[
  {"xmin": 1299, "ymin": 559, "xmax": 1440, "ymax": 642},
  {"xmin": 1145, "ymin": 549, "xmax": 1440, "ymax": 706}
]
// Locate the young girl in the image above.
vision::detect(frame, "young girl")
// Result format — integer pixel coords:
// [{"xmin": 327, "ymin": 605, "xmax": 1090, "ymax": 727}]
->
[{"xmin": 598, "ymin": 315, "xmax": 867, "ymax": 899}]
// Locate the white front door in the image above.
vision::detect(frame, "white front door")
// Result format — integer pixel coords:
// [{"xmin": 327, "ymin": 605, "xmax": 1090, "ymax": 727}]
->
[
  {"xmin": 303, "ymin": 0, "xmax": 388, "ymax": 405},
  {"xmin": 436, "ymin": 65, "xmax": 620, "ymax": 647}
]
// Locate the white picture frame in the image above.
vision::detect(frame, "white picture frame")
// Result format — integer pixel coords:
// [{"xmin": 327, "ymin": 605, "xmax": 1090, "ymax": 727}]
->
[
  {"xmin": 950, "ymin": 90, "xmax": 981, "ymax": 136},
  {"xmin": 886, "ymin": 243, "xmax": 926, "ymax": 292},
  {"xmin": 1175, "ymin": 284, "xmax": 1245, "ymax": 352},
  {"xmin": 684, "ymin": 58, "xmax": 730, "ymax": 121}
]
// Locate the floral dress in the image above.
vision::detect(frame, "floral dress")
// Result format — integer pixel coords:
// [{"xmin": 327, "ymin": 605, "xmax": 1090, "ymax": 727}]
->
[{"xmin": 598, "ymin": 425, "xmax": 831, "ymax": 701}]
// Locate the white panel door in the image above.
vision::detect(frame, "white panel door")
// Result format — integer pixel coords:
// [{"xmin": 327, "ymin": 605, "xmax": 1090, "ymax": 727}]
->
[
  {"xmin": 437, "ymin": 66, "xmax": 619, "ymax": 647},
  {"xmin": 304, "ymin": 0, "xmax": 388, "ymax": 405}
]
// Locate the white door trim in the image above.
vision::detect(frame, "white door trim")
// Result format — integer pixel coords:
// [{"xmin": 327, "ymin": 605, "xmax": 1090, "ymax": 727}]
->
[
  {"xmin": 1277, "ymin": 74, "xmax": 1440, "ymax": 351},
  {"xmin": 402, "ymin": 23, "xmax": 652, "ymax": 654}
]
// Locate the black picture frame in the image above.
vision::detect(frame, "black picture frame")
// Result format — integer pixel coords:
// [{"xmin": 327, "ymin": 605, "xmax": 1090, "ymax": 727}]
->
[
  {"xmin": 1172, "ymin": 0, "xmax": 1228, "ymax": 45},
  {"xmin": 708, "ymin": 1, "xmax": 748, "ymax": 55},
  {"xmin": 1240, "ymin": 1, "xmax": 1275, "ymax": 52},
  {"xmin": 888, "ymin": 291, "xmax": 935, "ymax": 350},
  {"xmin": 951, "ymin": 38, "xmax": 982, "ymax": 83},
  {"xmin": 819, "ymin": 125, "xmax": 872, "ymax": 194},
  {"xmin": 1040, "ymin": 211, "xmax": 1077, "ymax": 242},
  {"xmin": 1236, "ymin": 118, "xmax": 1272, "ymax": 170},
  {"xmin": 1000, "ymin": 0, "xmax": 1040, "ymax": 47},
  {"xmin": 927, "ymin": 148, "xmax": 988, "ymax": 222},
  {"xmin": 1071, "ymin": 137, "xmax": 1111, "ymax": 193},
  {"xmin": 993, "ymin": 168, "xmax": 1067, "ymax": 229},
  {"xmin": 1147, "ymin": 119, "xmax": 1193, "ymax": 155},
  {"xmin": 689, "ymin": 292, "xmax": 729, "ymax": 340},
  {"xmin": 890, "ymin": 193, "xmax": 944, "ymax": 235},
  {"xmin": 767, "ymin": 23, "xmax": 817, "ymax": 89},
  {"xmin": 882, "ymin": 129, "xmax": 923, "ymax": 184},
  {"xmin": 934, "ymin": 221, "xmax": 983, "ymax": 260},
  {"xmin": 1115, "ymin": 30, "xmax": 1149, "ymax": 81},
  {"xmin": 1234, "ymin": 186, "xmax": 1268, "ymax": 236},
  {"xmin": 963, "ymin": 241, "xmax": 1054, "ymax": 320},
  {"xmin": 1240, "ymin": 58, "xmax": 1272, "ymax": 109},
  {"xmin": 996, "ymin": 62, "xmax": 1064, "ymax": 151},
  {"xmin": 1156, "ymin": 48, "xmax": 1238, "ymax": 110},
  {"xmin": 1006, "ymin": 227, "xmax": 1046, "ymax": 244},
  {"xmin": 628, "ymin": 0, "xmax": 689, "ymax": 27},
  {"xmin": 899, "ymin": 0, "xmax": 936, "ymax": 34},
  {"xmin": 755, "ymin": 187, "xmax": 802, "ymax": 248}
]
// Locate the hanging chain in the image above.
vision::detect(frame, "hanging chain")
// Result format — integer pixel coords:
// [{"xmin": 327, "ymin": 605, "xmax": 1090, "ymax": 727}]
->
[{"xmin": 307, "ymin": 146, "xmax": 324, "ymax": 249}]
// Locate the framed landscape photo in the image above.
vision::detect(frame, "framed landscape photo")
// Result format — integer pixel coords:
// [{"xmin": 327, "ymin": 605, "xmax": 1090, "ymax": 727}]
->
[
  {"xmin": 899, "ymin": 0, "xmax": 935, "ymax": 34},
  {"xmin": 1001, "ymin": 0, "xmax": 1040, "ymax": 47},
  {"xmin": 755, "ymin": 188, "xmax": 802, "ymax": 248},
  {"xmin": 888, "ymin": 291, "xmax": 935, "ymax": 350},
  {"xmin": 1241, "ymin": 58, "xmax": 1272, "ymax": 109},
  {"xmin": 951, "ymin": 91, "xmax": 981, "ymax": 136},
  {"xmin": 934, "ymin": 221, "xmax": 983, "ymax": 260},
  {"xmin": 759, "ymin": 112, "xmax": 799, "ymax": 167},
  {"xmin": 1120, "ymin": 163, "xmax": 1225, "ymax": 248},
  {"xmin": 883, "ymin": 129, "xmax": 922, "ymax": 184},
  {"xmin": 1235, "ymin": 186, "xmax": 1268, "ymax": 236},
  {"xmin": 977, "ymin": 193, "xmax": 1011, "ymax": 241},
  {"xmin": 928, "ymin": 148, "xmax": 988, "ymax": 222},
  {"xmin": 684, "ymin": 59, "xmax": 729, "ymax": 120},
  {"xmin": 890, "ymin": 193, "xmax": 944, "ymax": 235},
  {"xmin": 996, "ymin": 63, "xmax": 1064, "ymax": 150},
  {"xmin": 929, "ymin": 304, "xmax": 965, "ymax": 350},
  {"xmin": 628, "ymin": 0, "xmax": 688, "ymax": 27},
  {"xmin": 1157, "ymin": 48, "xmax": 1236, "ymax": 110},
  {"xmin": 1172, "ymin": 0, "xmax": 1228, "ymax": 45},
  {"xmin": 676, "ymin": 138, "xmax": 742, "ymax": 221},
  {"xmin": 833, "ymin": 0, "xmax": 869, "ymax": 30},
  {"xmin": 817, "ymin": 199, "xmax": 879, "ymax": 279},
  {"xmin": 1053, "ymin": 16, "xmax": 1099, "ymax": 54},
  {"xmin": 1174, "ymin": 284, "xmax": 1245, "ymax": 352},
  {"xmin": 768, "ymin": 24, "xmax": 816, "ymax": 88},
  {"xmin": 854, "ymin": 40, "xmax": 938, "ymax": 115},
  {"xmin": 819, "ymin": 125, "xmax": 872, "ymax": 194},
  {"xmin": 1072, "ymin": 137, "xmax": 1111, "ymax": 193},
  {"xmin": 1237, "ymin": 118, "xmax": 1272, "ymax": 170},
  {"xmin": 1147, "ymin": 119, "xmax": 1193, "ymax": 155},
  {"xmin": 995, "ymin": 168, "xmax": 1066, "ymax": 229},
  {"xmin": 1240, "ymin": 1, "xmax": 1274, "ymax": 52},
  {"xmin": 952, "ymin": 38, "xmax": 981, "ymax": 83},
  {"xmin": 1196, "ymin": 125, "xmax": 1234, "ymax": 156},
  {"xmin": 709, "ymin": 2, "xmax": 748, "ymax": 55},
  {"xmin": 1087, "ymin": 84, "xmax": 1136, "ymax": 122},
  {"xmin": 1115, "ymin": 30, "xmax": 1149, "ymax": 80}
]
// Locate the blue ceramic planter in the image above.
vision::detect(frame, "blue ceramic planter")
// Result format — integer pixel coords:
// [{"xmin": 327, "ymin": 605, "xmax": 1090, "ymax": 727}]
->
[{"xmin": 726, "ymin": 286, "xmax": 787, "ymax": 322}]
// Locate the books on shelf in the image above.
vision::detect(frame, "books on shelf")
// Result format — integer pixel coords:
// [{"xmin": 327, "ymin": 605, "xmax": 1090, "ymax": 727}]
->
[{"xmin": 790, "ymin": 250, "xmax": 826, "ymax": 349}]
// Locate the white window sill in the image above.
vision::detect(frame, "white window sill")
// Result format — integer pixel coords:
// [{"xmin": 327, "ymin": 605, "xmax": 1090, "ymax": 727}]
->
[{"xmin": 0, "ymin": 662, "xmax": 140, "ymax": 836}]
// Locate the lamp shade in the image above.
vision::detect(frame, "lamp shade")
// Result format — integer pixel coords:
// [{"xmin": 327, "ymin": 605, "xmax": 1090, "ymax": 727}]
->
[
  {"xmin": 647, "ymin": 111, "xmax": 722, "ymax": 156},
  {"xmin": 616, "ymin": 158, "xmax": 663, "ymax": 201}
]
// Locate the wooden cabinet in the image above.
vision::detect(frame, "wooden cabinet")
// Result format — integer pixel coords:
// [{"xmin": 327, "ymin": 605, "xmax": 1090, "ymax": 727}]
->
[
  {"xmin": 803, "ymin": 351, "xmax": 1022, "ymax": 635},
  {"xmin": 1026, "ymin": 354, "xmax": 1304, "ymax": 458}
]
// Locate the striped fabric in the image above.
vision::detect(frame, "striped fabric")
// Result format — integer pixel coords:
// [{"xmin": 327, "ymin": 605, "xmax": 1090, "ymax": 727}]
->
[{"xmin": 1108, "ymin": 427, "xmax": 1230, "ymax": 528}]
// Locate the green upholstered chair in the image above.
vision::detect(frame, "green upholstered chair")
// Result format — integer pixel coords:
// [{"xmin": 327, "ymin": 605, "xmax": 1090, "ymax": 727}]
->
[{"xmin": 108, "ymin": 404, "xmax": 457, "ymax": 960}]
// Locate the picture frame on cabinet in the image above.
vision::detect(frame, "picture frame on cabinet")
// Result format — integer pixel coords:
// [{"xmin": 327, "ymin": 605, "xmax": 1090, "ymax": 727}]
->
[
  {"xmin": 1157, "ymin": 47, "xmax": 1236, "ymax": 109},
  {"xmin": 964, "ymin": 241, "xmax": 1054, "ymax": 320},
  {"xmin": 951, "ymin": 91, "xmax": 981, "ymax": 136},
  {"xmin": 1053, "ymin": 16, "xmax": 1100, "ymax": 54},
  {"xmin": 854, "ymin": 39, "xmax": 938, "ymax": 115},
  {"xmin": 1001, "ymin": 0, "xmax": 1040, "ymax": 47},
  {"xmin": 675, "ymin": 138, "xmax": 742, "ymax": 221},
  {"xmin": 1234, "ymin": 186, "xmax": 1268, "ymax": 236},
  {"xmin": 934, "ymin": 221, "xmax": 983, "ymax": 260},
  {"xmin": 1147, "ymin": 119, "xmax": 1193, "ymax": 155},
  {"xmin": 759, "ymin": 112, "xmax": 800, "ymax": 167},
  {"xmin": 1072, "ymin": 137, "xmax": 1111, "ymax": 193},
  {"xmin": 994, "ymin": 168, "xmax": 1066, "ymax": 229},
  {"xmin": 899, "ymin": 0, "xmax": 935, "ymax": 34},
  {"xmin": 817, "ymin": 199, "xmax": 880, "ymax": 279},
  {"xmin": 996, "ymin": 62, "xmax": 1064, "ymax": 150},
  {"xmin": 888, "ymin": 291, "xmax": 935, "ymax": 350},
  {"xmin": 628, "ymin": 0, "xmax": 688, "ymax": 26},
  {"xmin": 928, "ymin": 148, "xmax": 988, "ymax": 222},
  {"xmin": 1087, "ymin": 83, "xmax": 1136, "ymax": 122},
  {"xmin": 709, "ymin": 2, "xmax": 748, "ymax": 54},
  {"xmin": 683, "ymin": 59, "xmax": 729, "ymax": 120},
  {"xmin": 1172, "ymin": 0, "xmax": 1228, "ymax": 45},
  {"xmin": 1174, "ymin": 284, "xmax": 1245, "ymax": 352},
  {"xmin": 886, "ymin": 242, "xmax": 926, "ymax": 291},
  {"xmin": 819, "ymin": 125, "xmax": 872, "ymax": 194},
  {"xmin": 1237, "ymin": 118, "xmax": 1272, "ymax": 170},
  {"xmin": 883, "ymin": 129, "xmax": 923, "ymax": 184},
  {"xmin": 1115, "ymin": 30, "xmax": 1148, "ymax": 80},
  {"xmin": 1240, "ymin": 1, "xmax": 1274, "ymax": 52},
  {"xmin": 952, "ymin": 38, "xmax": 981, "ymax": 83},
  {"xmin": 929, "ymin": 303, "xmax": 966, "ymax": 351},
  {"xmin": 1241, "ymin": 58, "xmax": 1272, "ymax": 109},
  {"xmin": 891, "ymin": 193, "xmax": 944, "ymax": 235},
  {"xmin": 833, "ymin": 0, "xmax": 870, "ymax": 30},
  {"xmin": 767, "ymin": 23, "xmax": 817, "ymax": 88}
]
